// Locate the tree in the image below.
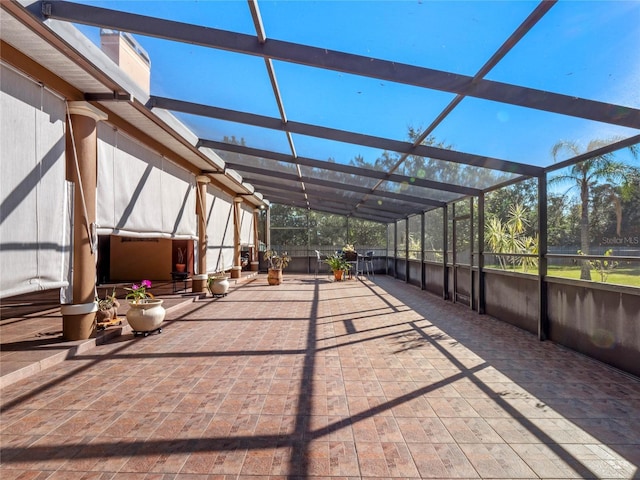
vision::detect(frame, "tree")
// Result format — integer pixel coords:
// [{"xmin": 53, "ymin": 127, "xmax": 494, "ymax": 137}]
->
[
  {"xmin": 485, "ymin": 179, "xmax": 537, "ymax": 233},
  {"xmin": 310, "ymin": 211, "xmax": 352, "ymax": 248},
  {"xmin": 269, "ymin": 205, "xmax": 387, "ymax": 251},
  {"xmin": 547, "ymin": 193, "xmax": 579, "ymax": 247},
  {"xmin": 594, "ymin": 168, "xmax": 640, "ymax": 241},
  {"xmin": 578, "ymin": 248, "xmax": 618, "ymax": 283},
  {"xmin": 485, "ymin": 203, "xmax": 538, "ymax": 271},
  {"xmin": 270, "ymin": 205, "xmax": 309, "ymax": 247},
  {"xmin": 347, "ymin": 218, "xmax": 387, "ymax": 248},
  {"xmin": 551, "ymin": 140, "xmax": 638, "ymax": 280},
  {"xmin": 350, "ymin": 126, "xmax": 509, "ymax": 196}
]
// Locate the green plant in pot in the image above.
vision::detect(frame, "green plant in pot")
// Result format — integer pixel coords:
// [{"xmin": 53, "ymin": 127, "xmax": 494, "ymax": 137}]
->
[
  {"xmin": 324, "ymin": 254, "xmax": 350, "ymax": 281},
  {"xmin": 96, "ymin": 288, "xmax": 119, "ymax": 324},
  {"xmin": 342, "ymin": 244, "xmax": 357, "ymax": 262},
  {"xmin": 124, "ymin": 280, "xmax": 165, "ymax": 336},
  {"xmin": 264, "ymin": 249, "xmax": 291, "ymax": 285},
  {"xmin": 175, "ymin": 247, "xmax": 186, "ymax": 272}
]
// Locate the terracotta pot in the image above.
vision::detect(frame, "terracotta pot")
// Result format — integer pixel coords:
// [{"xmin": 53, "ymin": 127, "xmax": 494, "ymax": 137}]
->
[
  {"xmin": 333, "ymin": 269, "xmax": 344, "ymax": 281},
  {"xmin": 175, "ymin": 263, "xmax": 186, "ymax": 273},
  {"xmin": 126, "ymin": 299, "xmax": 165, "ymax": 334},
  {"xmin": 268, "ymin": 268, "xmax": 283, "ymax": 285}
]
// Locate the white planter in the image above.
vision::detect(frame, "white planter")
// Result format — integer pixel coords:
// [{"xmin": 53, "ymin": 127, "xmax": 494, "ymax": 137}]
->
[
  {"xmin": 208, "ymin": 277, "xmax": 230, "ymax": 296},
  {"xmin": 126, "ymin": 299, "xmax": 165, "ymax": 336}
]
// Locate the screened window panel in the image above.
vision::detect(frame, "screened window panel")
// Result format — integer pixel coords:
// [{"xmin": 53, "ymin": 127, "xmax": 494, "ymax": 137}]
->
[
  {"xmin": 387, "ymin": 224, "xmax": 395, "ymax": 257},
  {"xmin": 299, "ymin": 165, "xmax": 380, "ymax": 189},
  {"xmin": 277, "ymin": 62, "xmax": 455, "ymax": 139},
  {"xmin": 424, "ymin": 209, "xmax": 444, "ymax": 263},
  {"xmin": 68, "ymin": 1, "xmax": 640, "ymax": 228},
  {"xmin": 396, "ymin": 219, "xmax": 407, "ymax": 259},
  {"xmin": 456, "ymin": 218, "xmax": 471, "ymax": 266},
  {"xmin": 188, "ymin": 114, "xmax": 291, "ymax": 152},
  {"xmin": 0, "ymin": 65, "xmax": 70, "ymax": 297},
  {"xmin": 408, "ymin": 214, "xmax": 422, "ymax": 260},
  {"xmin": 217, "ymin": 150, "xmax": 299, "ymax": 175},
  {"xmin": 377, "ymin": 179, "xmax": 464, "ymax": 204}
]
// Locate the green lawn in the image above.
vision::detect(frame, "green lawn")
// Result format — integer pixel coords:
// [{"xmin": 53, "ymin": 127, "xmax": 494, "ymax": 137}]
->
[
  {"xmin": 484, "ymin": 263, "xmax": 640, "ymax": 288},
  {"xmin": 547, "ymin": 265, "xmax": 640, "ymax": 287}
]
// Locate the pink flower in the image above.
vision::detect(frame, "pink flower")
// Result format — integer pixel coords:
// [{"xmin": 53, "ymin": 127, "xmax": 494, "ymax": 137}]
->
[{"xmin": 126, "ymin": 279, "xmax": 153, "ymax": 303}]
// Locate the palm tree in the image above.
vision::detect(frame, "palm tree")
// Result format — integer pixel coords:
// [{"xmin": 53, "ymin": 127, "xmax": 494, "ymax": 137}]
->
[{"xmin": 551, "ymin": 139, "xmax": 638, "ymax": 280}]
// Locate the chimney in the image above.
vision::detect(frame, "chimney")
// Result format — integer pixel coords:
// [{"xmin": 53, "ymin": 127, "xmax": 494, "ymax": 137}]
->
[{"xmin": 100, "ymin": 29, "xmax": 151, "ymax": 95}]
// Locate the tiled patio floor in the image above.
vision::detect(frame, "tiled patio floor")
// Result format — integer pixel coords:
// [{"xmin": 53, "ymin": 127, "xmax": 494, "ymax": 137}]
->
[
  {"xmin": 0, "ymin": 283, "xmax": 205, "ymax": 388},
  {"xmin": 1, "ymin": 274, "xmax": 639, "ymax": 479}
]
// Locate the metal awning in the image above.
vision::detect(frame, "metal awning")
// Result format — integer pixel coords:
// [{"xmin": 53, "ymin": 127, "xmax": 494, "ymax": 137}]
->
[{"xmin": 3, "ymin": 0, "xmax": 639, "ymax": 221}]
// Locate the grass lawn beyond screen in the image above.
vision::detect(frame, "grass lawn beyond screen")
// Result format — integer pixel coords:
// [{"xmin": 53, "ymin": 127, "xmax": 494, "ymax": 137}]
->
[
  {"xmin": 483, "ymin": 264, "xmax": 640, "ymax": 288},
  {"xmin": 547, "ymin": 265, "xmax": 640, "ymax": 288}
]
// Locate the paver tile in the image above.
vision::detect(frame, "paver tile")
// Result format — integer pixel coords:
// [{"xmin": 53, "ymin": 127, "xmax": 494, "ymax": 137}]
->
[{"xmin": 1, "ymin": 275, "xmax": 638, "ymax": 479}]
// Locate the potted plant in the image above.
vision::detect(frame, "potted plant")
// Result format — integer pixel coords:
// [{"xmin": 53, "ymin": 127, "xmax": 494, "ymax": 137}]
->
[
  {"xmin": 175, "ymin": 247, "xmax": 186, "ymax": 272},
  {"xmin": 264, "ymin": 249, "xmax": 291, "ymax": 285},
  {"xmin": 342, "ymin": 244, "xmax": 357, "ymax": 262},
  {"xmin": 324, "ymin": 253, "xmax": 350, "ymax": 281},
  {"xmin": 124, "ymin": 279, "xmax": 165, "ymax": 336},
  {"xmin": 207, "ymin": 272, "xmax": 229, "ymax": 297},
  {"xmin": 95, "ymin": 288, "xmax": 120, "ymax": 325}
]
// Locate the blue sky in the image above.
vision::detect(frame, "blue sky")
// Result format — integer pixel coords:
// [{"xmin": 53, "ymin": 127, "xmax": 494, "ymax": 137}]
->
[{"xmin": 74, "ymin": 1, "xmax": 639, "ymax": 170}]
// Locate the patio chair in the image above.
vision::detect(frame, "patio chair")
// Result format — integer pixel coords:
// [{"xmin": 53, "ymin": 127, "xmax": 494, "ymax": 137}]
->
[
  {"xmin": 315, "ymin": 250, "xmax": 329, "ymax": 278},
  {"xmin": 357, "ymin": 251, "xmax": 374, "ymax": 279}
]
